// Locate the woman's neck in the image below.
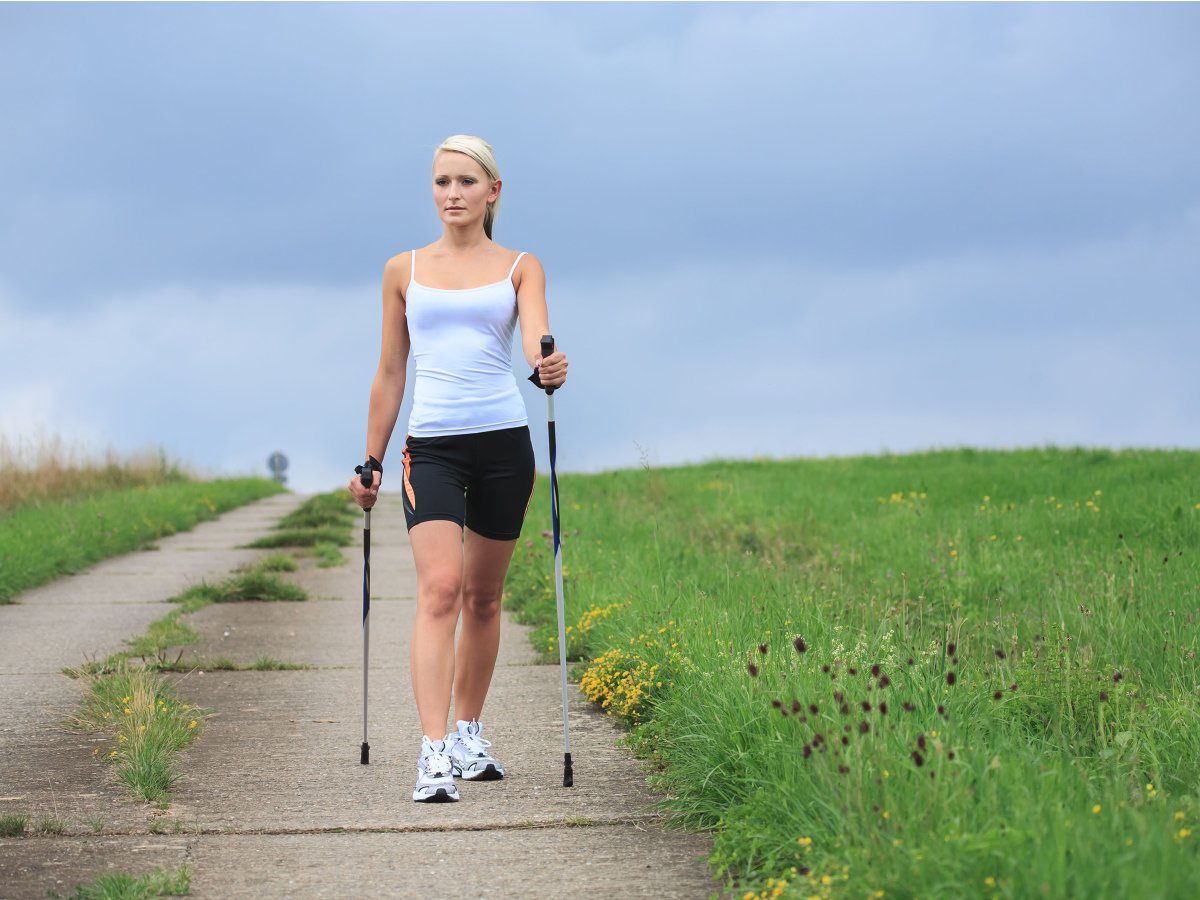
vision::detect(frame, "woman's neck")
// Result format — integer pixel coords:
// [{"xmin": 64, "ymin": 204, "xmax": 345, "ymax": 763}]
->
[{"xmin": 438, "ymin": 225, "xmax": 490, "ymax": 253}]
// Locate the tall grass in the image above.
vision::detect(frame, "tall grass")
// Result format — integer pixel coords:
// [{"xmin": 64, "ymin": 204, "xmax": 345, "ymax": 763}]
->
[
  {"xmin": 507, "ymin": 447, "xmax": 1200, "ymax": 898},
  {"xmin": 0, "ymin": 431, "xmax": 185, "ymax": 512}
]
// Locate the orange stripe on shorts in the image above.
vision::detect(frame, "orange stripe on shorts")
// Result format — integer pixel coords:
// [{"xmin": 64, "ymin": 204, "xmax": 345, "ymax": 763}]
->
[{"xmin": 402, "ymin": 441, "xmax": 416, "ymax": 510}]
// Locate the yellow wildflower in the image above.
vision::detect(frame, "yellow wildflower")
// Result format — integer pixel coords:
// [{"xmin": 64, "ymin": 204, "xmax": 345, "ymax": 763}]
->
[
  {"xmin": 1178, "ymin": 828, "xmax": 1192, "ymax": 840},
  {"xmin": 985, "ymin": 877, "xmax": 996, "ymax": 887},
  {"xmin": 1175, "ymin": 811, "xmax": 1186, "ymax": 821},
  {"xmin": 1092, "ymin": 805, "xmax": 1101, "ymax": 814},
  {"xmin": 188, "ymin": 720, "xmax": 198, "ymax": 729}
]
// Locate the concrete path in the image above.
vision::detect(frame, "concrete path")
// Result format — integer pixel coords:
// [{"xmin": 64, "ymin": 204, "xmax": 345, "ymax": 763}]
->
[{"xmin": 0, "ymin": 494, "xmax": 714, "ymax": 898}]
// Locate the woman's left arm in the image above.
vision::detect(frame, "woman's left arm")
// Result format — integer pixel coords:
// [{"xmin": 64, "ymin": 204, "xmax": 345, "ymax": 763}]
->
[{"xmin": 515, "ymin": 253, "xmax": 568, "ymax": 388}]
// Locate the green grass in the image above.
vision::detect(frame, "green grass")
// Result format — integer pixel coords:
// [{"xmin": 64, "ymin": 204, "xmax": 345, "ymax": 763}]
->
[
  {"xmin": 0, "ymin": 478, "xmax": 284, "ymax": 603},
  {"xmin": 36, "ymin": 816, "xmax": 67, "ymax": 834},
  {"xmin": 254, "ymin": 552, "xmax": 298, "ymax": 572},
  {"xmin": 149, "ymin": 656, "xmax": 309, "ymax": 673},
  {"xmin": 246, "ymin": 491, "xmax": 356, "ymax": 550},
  {"xmin": 68, "ymin": 662, "xmax": 207, "ymax": 804},
  {"xmin": 507, "ymin": 447, "xmax": 1200, "ymax": 898},
  {"xmin": 309, "ymin": 542, "xmax": 348, "ymax": 568},
  {"xmin": 0, "ymin": 814, "xmax": 28, "ymax": 837},
  {"xmin": 276, "ymin": 492, "xmax": 357, "ymax": 530},
  {"xmin": 52, "ymin": 864, "xmax": 191, "ymax": 899}
]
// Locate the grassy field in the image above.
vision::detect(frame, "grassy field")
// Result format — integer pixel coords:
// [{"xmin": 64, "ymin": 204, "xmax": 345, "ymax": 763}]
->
[
  {"xmin": 506, "ymin": 447, "xmax": 1200, "ymax": 898},
  {"xmin": 0, "ymin": 479, "xmax": 285, "ymax": 602}
]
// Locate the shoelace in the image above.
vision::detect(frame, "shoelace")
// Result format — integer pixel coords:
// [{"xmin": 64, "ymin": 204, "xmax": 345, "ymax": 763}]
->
[
  {"xmin": 421, "ymin": 751, "xmax": 453, "ymax": 778},
  {"xmin": 456, "ymin": 730, "xmax": 492, "ymax": 758}
]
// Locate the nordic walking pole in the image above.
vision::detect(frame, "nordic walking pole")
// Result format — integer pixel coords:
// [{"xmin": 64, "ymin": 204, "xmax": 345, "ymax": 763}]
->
[
  {"xmin": 531, "ymin": 335, "xmax": 573, "ymax": 787},
  {"xmin": 354, "ymin": 458, "xmax": 379, "ymax": 765}
]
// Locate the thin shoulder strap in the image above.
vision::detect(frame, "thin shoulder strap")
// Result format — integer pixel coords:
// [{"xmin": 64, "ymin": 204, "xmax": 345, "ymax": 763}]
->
[
  {"xmin": 409, "ymin": 249, "xmax": 417, "ymax": 289},
  {"xmin": 507, "ymin": 251, "xmax": 527, "ymax": 280}
]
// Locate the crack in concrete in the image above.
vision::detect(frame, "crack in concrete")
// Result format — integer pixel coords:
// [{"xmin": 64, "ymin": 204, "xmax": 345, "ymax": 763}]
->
[{"xmin": 14, "ymin": 814, "xmax": 667, "ymax": 839}]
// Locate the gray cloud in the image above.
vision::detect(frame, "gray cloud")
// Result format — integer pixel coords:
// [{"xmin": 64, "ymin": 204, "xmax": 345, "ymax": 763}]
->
[{"xmin": 1, "ymin": 3, "xmax": 1197, "ymax": 488}]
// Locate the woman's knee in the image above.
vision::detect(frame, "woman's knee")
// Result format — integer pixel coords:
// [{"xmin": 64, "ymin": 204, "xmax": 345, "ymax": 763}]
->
[
  {"xmin": 461, "ymin": 583, "xmax": 503, "ymax": 621},
  {"xmin": 418, "ymin": 575, "xmax": 462, "ymax": 620}
]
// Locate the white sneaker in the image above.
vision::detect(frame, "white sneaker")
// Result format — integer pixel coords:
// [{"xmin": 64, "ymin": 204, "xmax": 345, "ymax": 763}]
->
[
  {"xmin": 449, "ymin": 719, "xmax": 505, "ymax": 781},
  {"xmin": 413, "ymin": 737, "xmax": 460, "ymax": 802}
]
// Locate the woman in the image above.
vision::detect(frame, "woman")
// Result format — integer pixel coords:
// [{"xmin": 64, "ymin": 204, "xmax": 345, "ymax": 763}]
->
[{"xmin": 349, "ymin": 135, "xmax": 568, "ymax": 803}]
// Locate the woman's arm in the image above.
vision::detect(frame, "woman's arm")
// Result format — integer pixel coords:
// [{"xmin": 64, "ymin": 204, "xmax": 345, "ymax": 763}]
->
[
  {"xmin": 350, "ymin": 254, "xmax": 410, "ymax": 508},
  {"xmin": 515, "ymin": 253, "xmax": 568, "ymax": 388}
]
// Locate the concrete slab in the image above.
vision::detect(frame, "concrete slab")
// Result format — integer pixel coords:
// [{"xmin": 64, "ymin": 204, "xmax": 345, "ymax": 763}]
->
[
  {"xmin": 178, "ymin": 597, "xmax": 538, "ymax": 670},
  {"xmin": 161, "ymin": 668, "xmax": 660, "ymax": 832},
  {"xmin": 0, "ymin": 836, "xmax": 189, "ymax": 900},
  {"xmin": 0, "ymin": 827, "xmax": 716, "ymax": 900},
  {"xmin": 0, "ymin": 602, "xmax": 176, "ymax": 675}
]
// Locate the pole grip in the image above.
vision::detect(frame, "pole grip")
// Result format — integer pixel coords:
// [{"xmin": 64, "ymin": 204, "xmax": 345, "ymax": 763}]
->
[
  {"xmin": 540, "ymin": 335, "xmax": 556, "ymax": 396},
  {"xmin": 356, "ymin": 455, "xmax": 381, "ymax": 488}
]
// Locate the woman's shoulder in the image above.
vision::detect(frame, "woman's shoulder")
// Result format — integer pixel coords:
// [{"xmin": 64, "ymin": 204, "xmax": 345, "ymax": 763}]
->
[
  {"xmin": 384, "ymin": 250, "xmax": 413, "ymax": 271},
  {"xmin": 382, "ymin": 251, "xmax": 413, "ymax": 295},
  {"xmin": 509, "ymin": 248, "xmax": 542, "ymax": 271}
]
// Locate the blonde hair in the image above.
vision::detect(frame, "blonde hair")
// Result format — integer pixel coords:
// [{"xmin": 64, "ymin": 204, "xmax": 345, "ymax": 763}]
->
[{"xmin": 435, "ymin": 135, "xmax": 501, "ymax": 239}]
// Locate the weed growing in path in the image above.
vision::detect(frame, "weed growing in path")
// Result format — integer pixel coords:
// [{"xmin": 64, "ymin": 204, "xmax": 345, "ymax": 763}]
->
[
  {"xmin": 246, "ymin": 491, "xmax": 356, "ymax": 551},
  {"xmin": 68, "ymin": 661, "xmax": 209, "ymax": 804},
  {"xmin": 0, "ymin": 814, "xmax": 28, "ymax": 837},
  {"xmin": 35, "ymin": 816, "xmax": 67, "ymax": 835},
  {"xmin": 50, "ymin": 864, "xmax": 191, "ymax": 899},
  {"xmin": 254, "ymin": 553, "xmax": 297, "ymax": 573}
]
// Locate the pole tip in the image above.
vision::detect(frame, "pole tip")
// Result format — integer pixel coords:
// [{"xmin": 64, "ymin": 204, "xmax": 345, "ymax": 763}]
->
[
  {"xmin": 563, "ymin": 752, "xmax": 573, "ymax": 787},
  {"xmin": 361, "ymin": 742, "xmax": 370, "ymax": 765}
]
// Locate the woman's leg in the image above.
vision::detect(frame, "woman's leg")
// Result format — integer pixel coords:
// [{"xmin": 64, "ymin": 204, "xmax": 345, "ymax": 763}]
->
[
  {"xmin": 452, "ymin": 528, "xmax": 518, "ymax": 722},
  {"xmin": 408, "ymin": 519, "xmax": 467, "ymax": 739}
]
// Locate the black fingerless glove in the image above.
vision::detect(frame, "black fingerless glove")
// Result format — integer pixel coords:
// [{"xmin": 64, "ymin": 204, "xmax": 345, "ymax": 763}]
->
[{"xmin": 355, "ymin": 456, "xmax": 383, "ymax": 485}]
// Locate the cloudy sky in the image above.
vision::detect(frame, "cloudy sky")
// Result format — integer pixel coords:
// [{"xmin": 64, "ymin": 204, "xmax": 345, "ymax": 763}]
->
[{"xmin": 2, "ymin": 3, "xmax": 1197, "ymax": 491}]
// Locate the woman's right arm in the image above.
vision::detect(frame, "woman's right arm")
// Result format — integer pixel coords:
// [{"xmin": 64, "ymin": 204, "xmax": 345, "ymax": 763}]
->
[{"xmin": 349, "ymin": 254, "xmax": 410, "ymax": 509}]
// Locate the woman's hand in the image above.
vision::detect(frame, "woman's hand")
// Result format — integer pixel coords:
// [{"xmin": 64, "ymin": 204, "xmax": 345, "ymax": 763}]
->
[
  {"xmin": 535, "ymin": 350, "xmax": 568, "ymax": 388},
  {"xmin": 348, "ymin": 468, "xmax": 381, "ymax": 510}
]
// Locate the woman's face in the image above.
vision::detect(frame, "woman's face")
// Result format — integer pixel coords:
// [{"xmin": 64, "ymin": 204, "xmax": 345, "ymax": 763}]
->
[{"xmin": 432, "ymin": 151, "xmax": 499, "ymax": 231}]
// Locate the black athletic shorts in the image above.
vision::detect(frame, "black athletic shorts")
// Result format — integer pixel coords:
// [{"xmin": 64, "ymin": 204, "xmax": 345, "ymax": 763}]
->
[{"xmin": 399, "ymin": 426, "xmax": 536, "ymax": 541}]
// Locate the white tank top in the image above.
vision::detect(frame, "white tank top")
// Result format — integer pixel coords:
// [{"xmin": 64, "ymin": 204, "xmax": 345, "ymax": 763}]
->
[{"xmin": 404, "ymin": 249, "xmax": 529, "ymax": 438}]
